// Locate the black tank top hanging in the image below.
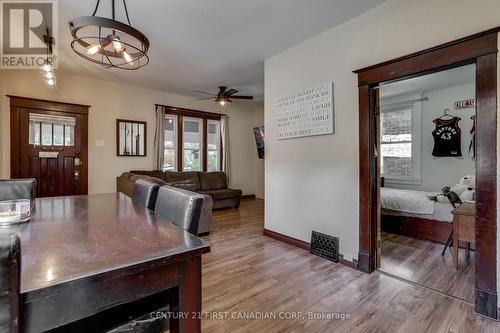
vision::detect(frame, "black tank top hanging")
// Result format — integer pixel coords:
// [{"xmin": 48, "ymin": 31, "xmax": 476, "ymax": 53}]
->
[{"xmin": 432, "ymin": 116, "xmax": 462, "ymax": 157}]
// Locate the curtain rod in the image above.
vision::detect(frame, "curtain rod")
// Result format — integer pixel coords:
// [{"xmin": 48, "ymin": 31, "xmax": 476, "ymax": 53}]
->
[
  {"xmin": 154, "ymin": 104, "xmax": 229, "ymax": 117},
  {"xmin": 381, "ymin": 96, "xmax": 429, "ymax": 108}
]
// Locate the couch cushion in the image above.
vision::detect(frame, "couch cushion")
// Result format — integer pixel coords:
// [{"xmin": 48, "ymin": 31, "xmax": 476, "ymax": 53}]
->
[
  {"xmin": 165, "ymin": 171, "xmax": 200, "ymax": 191},
  {"xmin": 167, "ymin": 180, "xmax": 198, "ymax": 192},
  {"xmin": 198, "ymin": 188, "xmax": 242, "ymax": 200},
  {"xmin": 199, "ymin": 172, "xmax": 227, "ymax": 191},
  {"xmin": 130, "ymin": 170, "xmax": 166, "ymax": 181}
]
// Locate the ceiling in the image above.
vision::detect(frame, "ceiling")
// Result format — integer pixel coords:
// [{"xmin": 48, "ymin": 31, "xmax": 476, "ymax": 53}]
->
[
  {"xmin": 380, "ymin": 64, "xmax": 476, "ymax": 98},
  {"xmin": 57, "ymin": 0, "xmax": 386, "ymax": 100}
]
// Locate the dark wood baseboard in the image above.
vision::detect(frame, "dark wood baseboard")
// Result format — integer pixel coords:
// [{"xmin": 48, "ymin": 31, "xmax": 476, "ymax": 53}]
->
[
  {"xmin": 263, "ymin": 229, "xmax": 359, "ymax": 270},
  {"xmin": 240, "ymin": 194, "xmax": 256, "ymax": 200},
  {"xmin": 263, "ymin": 228, "xmax": 310, "ymax": 250},
  {"xmin": 476, "ymin": 288, "xmax": 498, "ymax": 319}
]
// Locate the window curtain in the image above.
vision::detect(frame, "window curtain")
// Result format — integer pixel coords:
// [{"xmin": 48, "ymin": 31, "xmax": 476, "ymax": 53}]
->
[
  {"xmin": 221, "ymin": 115, "xmax": 231, "ymax": 183},
  {"xmin": 153, "ymin": 105, "xmax": 166, "ymax": 170}
]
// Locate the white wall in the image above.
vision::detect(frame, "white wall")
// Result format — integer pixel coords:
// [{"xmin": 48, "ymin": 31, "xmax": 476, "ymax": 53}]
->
[
  {"xmin": 0, "ymin": 70, "xmax": 264, "ymax": 195},
  {"xmin": 383, "ymin": 84, "xmax": 476, "ymax": 192},
  {"xmin": 264, "ymin": 0, "xmax": 500, "ymax": 268}
]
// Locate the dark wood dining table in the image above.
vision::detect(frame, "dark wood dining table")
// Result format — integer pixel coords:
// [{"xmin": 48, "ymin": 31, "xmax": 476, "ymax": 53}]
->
[{"xmin": 3, "ymin": 192, "xmax": 210, "ymax": 332}]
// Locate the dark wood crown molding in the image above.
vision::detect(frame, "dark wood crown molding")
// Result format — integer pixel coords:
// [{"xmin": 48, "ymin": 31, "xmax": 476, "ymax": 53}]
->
[{"xmin": 8, "ymin": 95, "xmax": 90, "ymax": 115}]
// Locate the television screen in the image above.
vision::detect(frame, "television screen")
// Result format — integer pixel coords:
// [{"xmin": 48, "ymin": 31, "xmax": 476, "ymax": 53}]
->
[{"xmin": 253, "ymin": 126, "xmax": 265, "ymax": 159}]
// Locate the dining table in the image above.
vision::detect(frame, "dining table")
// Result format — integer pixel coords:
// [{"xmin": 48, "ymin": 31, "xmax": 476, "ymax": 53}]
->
[{"xmin": 2, "ymin": 192, "xmax": 210, "ymax": 332}]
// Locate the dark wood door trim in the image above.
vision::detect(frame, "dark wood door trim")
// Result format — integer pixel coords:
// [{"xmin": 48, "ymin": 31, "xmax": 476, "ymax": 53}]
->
[
  {"xmin": 9, "ymin": 96, "xmax": 90, "ymax": 195},
  {"xmin": 354, "ymin": 28, "xmax": 498, "ymax": 319},
  {"xmin": 7, "ymin": 95, "xmax": 90, "ymax": 115}
]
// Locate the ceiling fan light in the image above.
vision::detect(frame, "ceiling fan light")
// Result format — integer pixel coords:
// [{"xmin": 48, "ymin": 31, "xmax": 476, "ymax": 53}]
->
[{"xmin": 219, "ymin": 100, "xmax": 226, "ymax": 106}]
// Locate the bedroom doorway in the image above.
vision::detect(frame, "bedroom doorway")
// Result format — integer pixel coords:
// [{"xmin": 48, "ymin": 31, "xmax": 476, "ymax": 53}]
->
[
  {"xmin": 376, "ymin": 65, "xmax": 476, "ymax": 303},
  {"xmin": 354, "ymin": 27, "xmax": 498, "ymax": 319}
]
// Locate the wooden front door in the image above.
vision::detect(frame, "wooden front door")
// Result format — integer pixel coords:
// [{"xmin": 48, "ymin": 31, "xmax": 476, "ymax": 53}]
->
[{"xmin": 10, "ymin": 96, "xmax": 89, "ymax": 197}]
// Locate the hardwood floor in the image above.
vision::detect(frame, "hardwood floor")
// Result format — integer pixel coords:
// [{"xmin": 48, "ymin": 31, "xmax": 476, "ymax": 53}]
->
[
  {"xmin": 380, "ymin": 232, "xmax": 474, "ymax": 303},
  {"xmin": 199, "ymin": 199, "xmax": 499, "ymax": 332}
]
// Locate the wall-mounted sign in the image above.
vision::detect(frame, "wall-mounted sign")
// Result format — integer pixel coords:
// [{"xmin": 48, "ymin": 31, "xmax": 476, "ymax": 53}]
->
[
  {"xmin": 276, "ymin": 82, "xmax": 334, "ymax": 140},
  {"xmin": 454, "ymin": 99, "xmax": 476, "ymax": 109}
]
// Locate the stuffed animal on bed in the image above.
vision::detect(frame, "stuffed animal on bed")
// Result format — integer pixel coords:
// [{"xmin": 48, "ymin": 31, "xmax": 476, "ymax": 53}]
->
[{"xmin": 433, "ymin": 175, "xmax": 475, "ymax": 203}]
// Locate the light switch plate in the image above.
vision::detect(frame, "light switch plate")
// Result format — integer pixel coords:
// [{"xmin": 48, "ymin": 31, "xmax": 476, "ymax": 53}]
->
[{"xmin": 95, "ymin": 140, "xmax": 105, "ymax": 147}]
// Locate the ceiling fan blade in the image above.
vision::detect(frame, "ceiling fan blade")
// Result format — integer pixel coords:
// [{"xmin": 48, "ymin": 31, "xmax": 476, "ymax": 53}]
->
[
  {"xmin": 224, "ymin": 88, "xmax": 239, "ymax": 97},
  {"xmin": 195, "ymin": 90, "xmax": 217, "ymax": 96},
  {"xmin": 196, "ymin": 97, "xmax": 214, "ymax": 100},
  {"xmin": 230, "ymin": 95, "xmax": 254, "ymax": 100}
]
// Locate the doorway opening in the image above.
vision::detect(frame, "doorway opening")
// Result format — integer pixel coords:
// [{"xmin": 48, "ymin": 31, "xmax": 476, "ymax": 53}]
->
[
  {"xmin": 354, "ymin": 28, "xmax": 498, "ymax": 319},
  {"xmin": 9, "ymin": 96, "xmax": 90, "ymax": 197},
  {"xmin": 377, "ymin": 64, "xmax": 476, "ymax": 303}
]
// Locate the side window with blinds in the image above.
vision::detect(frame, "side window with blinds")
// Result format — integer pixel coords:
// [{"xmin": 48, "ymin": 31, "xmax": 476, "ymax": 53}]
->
[
  {"xmin": 380, "ymin": 108, "xmax": 412, "ymax": 176},
  {"xmin": 380, "ymin": 101, "xmax": 421, "ymax": 183},
  {"xmin": 29, "ymin": 113, "xmax": 76, "ymax": 146}
]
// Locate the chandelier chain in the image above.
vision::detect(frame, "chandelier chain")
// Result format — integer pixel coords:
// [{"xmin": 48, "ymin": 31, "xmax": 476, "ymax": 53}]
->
[
  {"xmin": 91, "ymin": 0, "xmax": 100, "ymax": 16},
  {"xmin": 91, "ymin": 0, "xmax": 131, "ymax": 26}
]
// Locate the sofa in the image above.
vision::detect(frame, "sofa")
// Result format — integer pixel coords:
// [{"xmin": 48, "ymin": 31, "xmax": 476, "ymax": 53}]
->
[{"xmin": 117, "ymin": 171, "xmax": 242, "ymax": 210}]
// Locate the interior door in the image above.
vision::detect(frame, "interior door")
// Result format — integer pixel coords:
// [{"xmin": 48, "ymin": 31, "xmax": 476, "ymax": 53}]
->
[
  {"xmin": 375, "ymin": 88, "xmax": 382, "ymax": 267},
  {"xmin": 17, "ymin": 108, "xmax": 87, "ymax": 197}
]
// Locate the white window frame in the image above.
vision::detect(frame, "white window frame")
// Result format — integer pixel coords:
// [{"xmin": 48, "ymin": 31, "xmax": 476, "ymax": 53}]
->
[
  {"xmin": 380, "ymin": 94, "xmax": 422, "ymax": 185},
  {"xmin": 207, "ymin": 119, "xmax": 221, "ymax": 171},
  {"xmin": 163, "ymin": 114, "xmax": 178, "ymax": 171},
  {"xmin": 182, "ymin": 117, "xmax": 204, "ymax": 171}
]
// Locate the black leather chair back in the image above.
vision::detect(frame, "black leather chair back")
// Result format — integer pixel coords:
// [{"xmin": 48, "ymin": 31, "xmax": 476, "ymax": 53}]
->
[
  {"xmin": 132, "ymin": 179, "xmax": 160, "ymax": 211},
  {"xmin": 446, "ymin": 191, "xmax": 462, "ymax": 208},
  {"xmin": 155, "ymin": 186, "xmax": 204, "ymax": 235},
  {"xmin": 0, "ymin": 179, "xmax": 36, "ymax": 201},
  {"xmin": 0, "ymin": 234, "xmax": 20, "ymax": 333}
]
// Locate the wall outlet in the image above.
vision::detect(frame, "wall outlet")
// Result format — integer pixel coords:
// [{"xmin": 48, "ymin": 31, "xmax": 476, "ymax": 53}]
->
[{"xmin": 95, "ymin": 140, "xmax": 105, "ymax": 147}]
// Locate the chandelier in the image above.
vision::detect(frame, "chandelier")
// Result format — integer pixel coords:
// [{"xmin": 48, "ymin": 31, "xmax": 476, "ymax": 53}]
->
[{"xmin": 68, "ymin": 0, "xmax": 150, "ymax": 70}]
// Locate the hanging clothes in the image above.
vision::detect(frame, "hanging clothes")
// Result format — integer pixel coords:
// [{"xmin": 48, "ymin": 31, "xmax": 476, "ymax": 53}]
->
[
  {"xmin": 432, "ymin": 116, "xmax": 462, "ymax": 157},
  {"xmin": 469, "ymin": 115, "xmax": 476, "ymax": 159}
]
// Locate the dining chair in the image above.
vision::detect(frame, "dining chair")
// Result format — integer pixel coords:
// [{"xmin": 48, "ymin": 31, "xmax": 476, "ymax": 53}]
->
[
  {"xmin": 155, "ymin": 186, "xmax": 204, "ymax": 235},
  {"xmin": 0, "ymin": 234, "xmax": 21, "ymax": 333},
  {"xmin": 0, "ymin": 179, "xmax": 36, "ymax": 201},
  {"xmin": 441, "ymin": 191, "xmax": 463, "ymax": 256},
  {"xmin": 131, "ymin": 179, "xmax": 160, "ymax": 211}
]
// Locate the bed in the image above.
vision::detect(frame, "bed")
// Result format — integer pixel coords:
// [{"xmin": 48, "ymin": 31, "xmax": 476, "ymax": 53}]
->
[{"xmin": 380, "ymin": 187, "xmax": 455, "ymax": 244}]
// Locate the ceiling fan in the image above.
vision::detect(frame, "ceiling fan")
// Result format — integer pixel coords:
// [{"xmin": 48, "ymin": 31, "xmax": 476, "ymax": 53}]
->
[{"xmin": 196, "ymin": 86, "xmax": 254, "ymax": 106}]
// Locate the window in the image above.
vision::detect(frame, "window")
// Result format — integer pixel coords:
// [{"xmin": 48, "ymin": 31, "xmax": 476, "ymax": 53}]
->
[
  {"xmin": 160, "ymin": 107, "xmax": 222, "ymax": 172},
  {"xmin": 29, "ymin": 113, "xmax": 76, "ymax": 146},
  {"xmin": 183, "ymin": 117, "xmax": 203, "ymax": 171},
  {"xmin": 380, "ymin": 101, "xmax": 421, "ymax": 183},
  {"xmin": 207, "ymin": 120, "xmax": 221, "ymax": 171},
  {"xmin": 163, "ymin": 115, "xmax": 177, "ymax": 171}
]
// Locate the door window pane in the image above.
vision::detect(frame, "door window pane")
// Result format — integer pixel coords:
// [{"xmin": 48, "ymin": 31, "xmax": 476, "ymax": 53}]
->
[
  {"xmin": 53, "ymin": 124, "xmax": 64, "ymax": 146},
  {"xmin": 164, "ymin": 116, "xmax": 177, "ymax": 171},
  {"xmin": 29, "ymin": 113, "xmax": 76, "ymax": 147},
  {"xmin": 207, "ymin": 121, "xmax": 221, "ymax": 171},
  {"xmin": 64, "ymin": 125, "xmax": 74, "ymax": 146},
  {"xmin": 183, "ymin": 118, "xmax": 203, "ymax": 171},
  {"xmin": 41, "ymin": 122, "xmax": 53, "ymax": 145},
  {"xmin": 29, "ymin": 121, "xmax": 40, "ymax": 145}
]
